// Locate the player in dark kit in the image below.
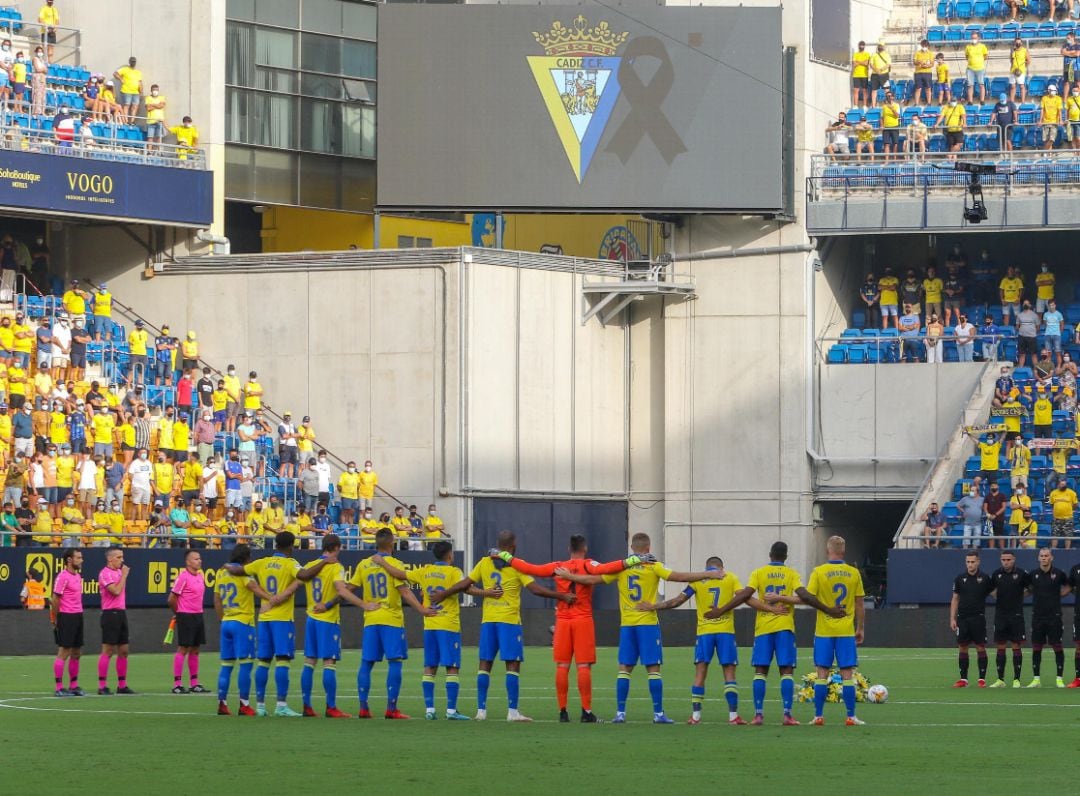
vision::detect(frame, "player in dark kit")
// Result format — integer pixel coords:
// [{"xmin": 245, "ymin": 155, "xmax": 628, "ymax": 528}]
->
[
  {"xmin": 949, "ymin": 551, "xmax": 993, "ymax": 687},
  {"xmin": 1069, "ymin": 561, "xmax": 1080, "ymax": 688},
  {"xmin": 1026, "ymin": 547, "xmax": 1071, "ymax": 688},
  {"xmin": 988, "ymin": 550, "xmax": 1029, "ymax": 688}
]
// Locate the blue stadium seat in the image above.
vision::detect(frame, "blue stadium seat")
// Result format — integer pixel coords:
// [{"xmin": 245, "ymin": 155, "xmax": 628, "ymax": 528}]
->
[
  {"xmin": 1020, "ymin": 22, "xmax": 1038, "ymax": 39},
  {"xmin": 951, "ymin": 78, "xmax": 967, "ymax": 98},
  {"xmin": 848, "ymin": 345, "xmax": 869, "ymax": 364},
  {"xmin": 852, "ymin": 310, "xmax": 867, "ymax": 328},
  {"xmin": 937, "ymin": 0, "xmax": 952, "ymax": 17},
  {"xmin": 947, "ymin": 24, "xmax": 966, "ymax": 42},
  {"xmin": 1001, "ymin": 22, "xmax": 1019, "ymax": 38},
  {"xmin": 929, "ymin": 26, "xmax": 946, "ymax": 43},
  {"xmin": 955, "ymin": 1, "xmax": 973, "ymax": 18},
  {"xmin": 841, "ymin": 328, "xmax": 863, "ymax": 339},
  {"xmin": 1038, "ymin": 21, "xmax": 1057, "ymax": 37},
  {"xmin": 982, "ymin": 22, "xmax": 1000, "ymax": 40}
]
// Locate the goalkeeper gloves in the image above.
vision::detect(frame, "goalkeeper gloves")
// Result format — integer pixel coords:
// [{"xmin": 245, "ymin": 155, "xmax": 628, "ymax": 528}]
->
[
  {"xmin": 638, "ymin": 553, "xmax": 658, "ymax": 564},
  {"xmin": 623, "ymin": 555, "xmax": 642, "ymax": 568},
  {"xmin": 488, "ymin": 549, "xmax": 513, "ymax": 563}
]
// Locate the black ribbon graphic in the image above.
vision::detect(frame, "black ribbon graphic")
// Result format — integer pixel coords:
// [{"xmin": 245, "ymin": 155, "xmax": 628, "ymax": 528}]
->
[{"xmin": 606, "ymin": 36, "xmax": 687, "ymax": 164}]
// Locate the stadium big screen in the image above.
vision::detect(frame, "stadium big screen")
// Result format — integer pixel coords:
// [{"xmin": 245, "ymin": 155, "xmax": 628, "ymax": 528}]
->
[{"xmin": 377, "ymin": 4, "xmax": 784, "ymax": 213}]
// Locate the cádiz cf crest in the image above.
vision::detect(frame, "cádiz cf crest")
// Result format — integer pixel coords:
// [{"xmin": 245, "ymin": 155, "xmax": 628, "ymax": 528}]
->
[{"xmin": 528, "ymin": 16, "xmax": 629, "ymax": 183}]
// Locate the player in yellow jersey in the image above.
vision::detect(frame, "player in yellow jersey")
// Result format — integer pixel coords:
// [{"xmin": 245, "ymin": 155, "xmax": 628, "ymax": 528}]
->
[
  {"xmin": 340, "ymin": 528, "xmax": 434, "ymax": 719},
  {"xmin": 710, "ymin": 541, "xmax": 843, "ymax": 726},
  {"xmin": 558, "ymin": 531, "xmax": 717, "ymax": 724},
  {"xmin": 644, "ymin": 555, "xmax": 783, "ymax": 725},
  {"xmin": 296, "ymin": 534, "xmax": 380, "ymax": 718},
  {"xmin": 768, "ymin": 537, "xmax": 866, "ymax": 726},
  {"xmin": 372, "ymin": 539, "xmax": 495, "ymax": 720},
  {"xmin": 224, "ymin": 530, "xmax": 319, "ymax": 716},
  {"xmin": 214, "ymin": 543, "xmax": 274, "ymax": 715},
  {"xmin": 435, "ymin": 529, "xmax": 569, "ymax": 722}
]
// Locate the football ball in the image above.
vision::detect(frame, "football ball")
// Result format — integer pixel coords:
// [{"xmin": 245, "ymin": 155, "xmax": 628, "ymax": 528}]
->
[{"xmin": 866, "ymin": 684, "xmax": 889, "ymax": 704}]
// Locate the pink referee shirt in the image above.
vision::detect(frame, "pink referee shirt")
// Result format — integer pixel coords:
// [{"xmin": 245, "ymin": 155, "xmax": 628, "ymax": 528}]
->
[
  {"xmin": 98, "ymin": 567, "xmax": 125, "ymax": 611},
  {"xmin": 171, "ymin": 568, "xmax": 205, "ymax": 614},
  {"xmin": 53, "ymin": 569, "xmax": 83, "ymax": 614}
]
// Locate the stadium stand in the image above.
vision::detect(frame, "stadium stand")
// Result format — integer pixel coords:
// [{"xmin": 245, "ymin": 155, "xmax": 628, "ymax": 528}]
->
[{"xmin": 0, "ymin": 257, "xmax": 449, "ymax": 552}]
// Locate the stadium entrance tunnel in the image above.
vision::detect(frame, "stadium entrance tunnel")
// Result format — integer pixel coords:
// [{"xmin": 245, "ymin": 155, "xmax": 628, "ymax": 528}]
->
[{"xmin": 814, "ymin": 500, "xmax": 907, "ymax": 605}]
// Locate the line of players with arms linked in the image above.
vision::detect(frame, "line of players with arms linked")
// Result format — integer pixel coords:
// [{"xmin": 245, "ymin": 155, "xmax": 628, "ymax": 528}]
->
[
  {"xmin": 951, "ymin": 546, "xmax": 1080, "ymax": 688},
  {"xmin": 46, "ymin": 530, "xmax": 870, "ymax": 725}
]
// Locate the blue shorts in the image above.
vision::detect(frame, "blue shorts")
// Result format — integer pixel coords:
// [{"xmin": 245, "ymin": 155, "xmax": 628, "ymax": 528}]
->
[
  {"xmin": 146, "ymin": 121, "xmax": 164, "ymax": 138},
  {"xmin": 362, "ymin": 624, "xmax": 407, "ymax": 662},
  {"xmin": 219, "ymin": 619, "xmax": 254, "ymax": 661},
  {"xmin": 424, "ymin": 629, "xmax": 462, "ymax": 669},
  {"xmin": 340, "ymin": 498, "xmax": 358, "ymax": 511},
  {"xmin": 617, "ymin": 625, "xmax": 663, "ymax": 667},
  {"xmin": 478, "ymin": 622, "xmax": 524, "ymax": 662},
  {"xmin": 1046, "ymin": 334, "xmax": 1062, "ymax": 353},
  {"xmin": 213, "ymin": 410, "xmax": 226, "ymax": 424},
  {"xmin": 304, "ymin": 616, "xmax": 341, "ymax": 661},
  {"xmin": 813, "ymin": 636, "xmax": 858, "ymax": 669},
  {"xmin": 751, "ymin": 630, "xmax": 797, "ymax": 668},
  {"xmin": 694, "ymin": 632, "xmax": 738, "ymax": 666},
  {"xmin": 256, "ymin": 619, "xmax": 296, "ymax": 660}
]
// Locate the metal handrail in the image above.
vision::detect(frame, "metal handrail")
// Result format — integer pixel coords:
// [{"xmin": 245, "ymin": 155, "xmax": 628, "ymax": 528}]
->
[
  {"xmin": 897, "ymin": 533, "xmax": 1048, "ymax": 549},
  {"xmin": 0, "ymin": 121, "xmax": 206, "ymax": 169},
  {"xmin": 0, "ymin": 530, "xmax": 454, "ymax": 548}
]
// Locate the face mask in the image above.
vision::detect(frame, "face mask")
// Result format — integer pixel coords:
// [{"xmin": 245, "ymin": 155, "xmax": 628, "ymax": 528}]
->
[
  {"xmin": 318, "ymin": 457, "xmax": 326, "ymax": 463},
  {"xmin": 66, "ymin": 500, "xmax": 74, "ymax": 506},
  {"xmin": 365, "ymin": 466, "xmax": 372, "ymax": 472},
  {"xmin": 348, "ymin": 467, "xmax": 356, "ymax": 473},
  {"xmin": 151, "ymin": 90, "xmax": 158, "ymax": 96}
]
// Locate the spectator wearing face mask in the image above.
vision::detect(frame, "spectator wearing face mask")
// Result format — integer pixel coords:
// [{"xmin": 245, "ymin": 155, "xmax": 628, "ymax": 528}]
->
[
  {"xmin": 200, "ymin": 457, "xmax": 220, "ymax": 515},
  {"xmin": 239, "ymin": 455, "xmax": 255, "ymax": 514},
  {"xmin": 15, "ymin": 495, "xmax": 33, "ymax": 547},
  {"xmin": 247, "ymin": 500, "xmax": 268, "ymax": 547},
  {"xmin": 984, "ymin": 481, "xmax": 1008, "ymax": 550},
  {"xmin": 264, "ymin": 497, "xmax": 284, "ymax": 536},
  {"xmin": 359, "ymin": 508, "xmax": 379, "ymax": 548},
  {"xmin": 955, "ymin": 314, "xmax": 976, "ymax": 362},
  {"xmin": 6, "ymin": 359, "xmax": 25, "ymax": 411},
  {"xmin": 177, "ymin": 369, "xmax": 195, "ymax": 424},
  {"xmin": 172, "ymin": 412, "xmax": 190, "ymax": 464},
  {"xmin": 1057, "ymin": 351, "xmax": 1078, "ymax": 381},
  {"xmin": 34, "ymin": 317, "xmax": 52, "ymax": 375},
  {"xmin": 152, "ymin": 450, "xmax": 174, "ymax": 506},
  {"xmin": 90, "ymin": 500, "xmax": 112, "ymax": 547},
  {"xmin": 194, "ymin": 409, "xmax": 216, "ymax": 464},
  {"xmin": 170, "ymin": 115, "xmax": 200, "ymax": 161},
  {"xmin": 314, "ymin": 451, "xmax": 331, "ymax": 507},
  {"xmin": 217, "ymin": 509, "xmax": 239, "ymax": 550},
  {"xmin": 13, "ymin": 402, "xmax": 34, "ymax": 458},
  {"xmin": 188, "ymin": 501, "xmax": 210, "ymax": 549},
  {"xmin": 211, "ymin": 379, "xmax": 228, "ymax": 431},
  {"xmin": 61, "ymin": 495, "xmax": 85, "ymax": 547},
  {"xmin": 223, "ymin": 365, "xmax": 241, "ymax": 433},
  {"xmin": 299, "ymin": 458, "xmax": 320, "ymax": 513},
  {"xmin": 11, "ymin": 311, "xmax": 32, "ymax": 371},
  {"xmin": 277, "ymin": 411, "xmax": 299, "ymax": 479},
  {"xmin": 126, "ymin": 448, "xmax": 152, "ymax": 522},
  {"xmin": 30, "ymin": 46, "xmax": 46, "ymax": 117},
  {"xmin": 146, "ymin": 84, "xmax": 166, "ymax": 151},
  {"xmin": 900, "ymin": 270, "xmax": 923, "ymax": 318},
  {"xmin": 1015, "ymin": 301, "xmax": 1040, "ymax": 368},
  {"xmin": 91, "ymin": 406, "xmax": 115, "ymax": 461},
  {"xmin": 921, "ymin": 502, "xmax": 946, "ymax": 548},
  {"xmin": 76, "ymin": 455, "xmax": 99, "ymax": 517},
  {"xmin": 128, "ymin": 321, "xmax": 149, "ymax": 385},
  {"xmin": 69, "ymin": 318, "xmax": 89, "ymax": 383},
  {"xmin": 358, "ymin": 460, "xmax": 377, "ymax": 512},
  {"xmin": 180, "ymin": 452, "xmax": 202, "ymax": 507},
  {"xmin": 1044, "ymin": 301, "xmax": 1065, "ymax": 368},
  {"xmin": 337, "ymin": 461, "xmax": 360, "ymax": 525}
]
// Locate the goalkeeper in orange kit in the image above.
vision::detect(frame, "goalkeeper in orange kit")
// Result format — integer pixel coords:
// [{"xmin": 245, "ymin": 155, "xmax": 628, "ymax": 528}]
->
[{"xmin": 492, "ymin": 534, "xmax": 641, "ymax": 722}]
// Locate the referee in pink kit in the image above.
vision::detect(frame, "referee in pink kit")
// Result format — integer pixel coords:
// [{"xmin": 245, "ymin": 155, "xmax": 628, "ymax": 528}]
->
[
  {"xmin": 97, "ymin": 547, "xmax": 135, "ymax": 695},
  {"xmin": 168, "ymin": 549, "xmax": 208, "ymax": 693},
  {"xmin": 51, "ymin": 548, "xmax": 85, "ymax": 696}
]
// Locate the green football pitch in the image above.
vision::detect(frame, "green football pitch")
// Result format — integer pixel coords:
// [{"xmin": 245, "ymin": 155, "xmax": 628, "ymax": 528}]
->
[{"xmin": 1, "ymin": 647, "xmax": 1077, "ymax": 793}]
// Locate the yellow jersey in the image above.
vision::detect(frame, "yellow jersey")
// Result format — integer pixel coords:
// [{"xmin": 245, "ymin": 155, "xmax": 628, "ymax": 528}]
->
[
  {"xmin": 224, "ymin": 374, "xmax": 241, "ymax": 404},
  {"xmin": 243, "ymin": 554, "xmax": 301, "ymax": 622},
  {"xmin": 181, "ymin": 461, "xmax": 202, "ymax": 491},
  {"xmin": 243, "ymin": 381, "xmax": 262, "ymax": 410},
  {"xmin": 1011, "ymin": 47, "xmax": 1028, "ymax": 75},
  {"xmin": 1033, "ymin": 397, "xmax": 1053, "ymax": 426},
  {"xmin": 146, "ymin": 94, "xmax": 166, "ymax": 122},
  {"xmin": 964, "ymin": 42, "xmax": 988, "ymax": 70},
  {"xmin": 62, "ymin": 290, "xmax": 86, "ymax": 316},
  {"xmin": 1070, "ymin": 97, "xmax": 1080, "ymax": 123},
  {"xmin": 1001, "ymin": 401, "xmax": 1023, "ymax": 434},
  {"xmin": 1009, "ymin": 493, "xmax": 1031, "ymax": 525},
  {"xmin": 407, "ymin": 562, "xmax": 464, "ymax": 631},
  {"xmin": 747, "ymin": 563, "xmax": 803, "ymax": 635},
  {"xmin": 1049, "ymin": 487, "xmax": 1078, "ymax": 520},
  {"xmin": 153, "ymin": 461, "xmax": 174, "ymax": 494},
  {"xmin": 936, "ymin": 62, "xmax": 949, "ymax": 83},
  {"xmin": 1051, "ymin": 446, "xmax": 1069, "ymax": 474},
  {"xmin": 171, "ymin": 124, "xmax": 199, "ymax": 149},
  {"xmin": 211, "ymin": 389, "xmax": 228, "ymax": 412},
  {"xmin": 684, "ymin": 572, "xmax": 743, "ymax": 635},
  {"xmin": 805, "ymin": 561, "xmax": 864, "ymax": 637},
  {"xmin": 157, "ymin": 417, "xmax": 174, "ymax": 450},
  {"xmin": 978, "ymin": 440, "xmax": 1002, "ymax": 470},
  {"xmin": 1010, "ymin": 444, "xmax": 1030, "ymax": 476},
  {"xmin": 881, "ymin": 101, "xmax": 901, "ymax": 129},
  {"xmin": 469, "ymin": 557, "xmax": 535, "ymax": 625},
  {"xmin": 1036, "ymin": 271, "xmax": 1056, "ymax": 300},
  {"xmin": 93, "ymin": 292, "xmax": 112, "ymax": 318},
  {"xmin": 1042, "ymin": 94, "xmax": 1063, "ymax": 124},
  {"xmin": 116, "ymin": 66, "xmax": 142, "ymax": 95},
  {"xmin": 0, "ymin": 325, "xmax": 13, "ymax": 351},
  {"xmin": 39, "ymin": 5, "xmax": 59, "ymax": 25},
  {"xmin": 55, "ymin": 455, "xmax": 75, "ymax": 488},
  {"xmin": 129, "ymin": 329, "xmax": 148, "ymax": 356},
  {"xmin": 32, "ymin": 509, "xmax": 54, "ymax": 543},
  {"xmin": 172, "ymin": 421, "xmax": 189, "ymax": 451},
  {"xmin": 349, "ymin": 555, "xmax": 407, "ymax": 627},
  {"xmin": 216, "ymin": 569, "xmax": 257, "ymax": 625},
  {"xmin": 878, "ymin": 276, "xmax": 899, "ymax": 305},
  {"xmin": 602, "ymin": 561, "xmax": 674, "ymax": 627},
  {"xmin": 999, "ymin": 276, "xmax": 1023, "ymax": 303},
  {"xmin": 302, "ymin": 559, "xmax": 345, "ymax": 623},
  {"xmin": 12, "ymin": 323, "xmax": 31, "ymax": 353},
  {"xmin": 869, "ymin": 51, "xmax": 891, "ymax": 74},
  {"xmin": 49, "ymin": 411, "xmax": 68, "ymax": 444},
  {"xmin": 0, "ymin": 413, "xmax": 11, "ymax": 443},
  {"xmin": 941, "ymin": 103, "xmax": 965, "ymax": 132},
  {"xmin": 337, "ymin": 471, "xmax": 360, "ymax": 499},
  {"xmin": 852, "ymin": 50, "xmax": 870, "ymax": 78},
  {"xmin": 913, "ymin": 49, "xmax": 934, "ymax": 73},
  {"xmin": 7, "ymin": 367, "xmax": 25, "ymax": 395},
  {"xmin": 358, "ymin": 471, "xmax": 378, "ymax": 499},
  {"xmin": 923, "ymin": 277, "xmax": 943, "ymax": 303},
  {"xmin": 91, "ymin": 413, "xmax": 115, "ymax": 443}
]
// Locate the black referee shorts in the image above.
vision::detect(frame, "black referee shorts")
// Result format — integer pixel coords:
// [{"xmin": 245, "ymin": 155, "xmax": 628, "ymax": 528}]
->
[
  {"xmin": 956, "ymin": 614, "xmax": 987, "ymax": 645},
  {"xmin": 176, "ymin": 612, "xmax": 206, "ymax": 648},
  {"xmin": 1031, "ymin": 614, "xmax": 1063, "ymax": 646},
  {"xmin": 54, "ymin": 612, "xmax": 84, "ymax": 649},
  {"xmin": 100, "ymin": 609, "xmax": 130, "ymax": 646},
  {"xmin": 994, "ymin": 612, "xmax": 1026, "ymax": 644}
]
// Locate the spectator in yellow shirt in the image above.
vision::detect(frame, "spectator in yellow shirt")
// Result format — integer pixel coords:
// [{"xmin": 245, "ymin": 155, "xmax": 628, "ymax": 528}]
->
[
  {"xmin": 880, "ymin": 90, "xmax": 901, "ymax": 162},
  {"xmin": 1048, "ymin": 479, "xmax": 1078, "ymax": 549},
  {"xmin": 964, "ymin": 32, "xmax": 988, "ymax": 104},
  {"xmin": 337, "ymin": 461, "xmax": 360, "ymax": 525},
  {"xmin": 91, "ymin": 406, "xmax": 115, "ymax": 460},
  {"xmin": 424, "ymin": 504, "xmax": 448, "ymax": 539},
  {"xmin": 242, "ymin": 371, "xmax": 262, "ymax": 411},
  {"xmin": 359, "ymin": 507, "xmax": 380, "ymax": 547},
  {"xmin": 869, "ymin": 42, "xmax": 891, "ymax": 108},
  {"xmin": 112, "ymin": 57, "xmax": 142, "ymax": 125},
  {"xmin": 923, "ymin": 265, "xmax": 943, "ymax": 322},
  {"xmin": 169, "ymin": 116, "xmax": 199, "ymax": 161},
  {"xmin": 1068, "ymin": 86, "xmax": 1080, "ymax": 150},
  {"xmin": 912, "ymin": 39, "xmax": 934, "ymax": 105},
  {"xmin": 851, "ymin": 40, "xmax": 871, "ymax": 108},
  {"xmin": 1035, "ymin": 262, "xmax": 1056, "ymax": 316},
  {"xmin": 1041, "ymin": 84, "xmax": 1063, "ymax": 152},
  {"xmin": 146, "ymin": 84, "xmax": 166, "ymax": 151},
  {"xmin": 358, "ymin": 460, "xmax": 377, "ymax": 511},
  {"xmin": 878, "ymin": 267, "xmax": 900, "ymax": 329},
  {"xmin": 999, "ymin": 266, "xmax": 1024, "ymax": 326},
  {"xmin": 223, "ymin": 365, "xmax": 241, "ymax": 432},
  {"xmin": 38, "ymin": 0, "xmax": 58, "ymax": 61},
  {"xmin": 390, "ymin": 506, "xmax": 413, "ymax": 540}
]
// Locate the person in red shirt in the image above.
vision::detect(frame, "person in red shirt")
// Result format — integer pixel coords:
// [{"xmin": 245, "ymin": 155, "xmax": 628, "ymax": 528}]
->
[{"xmin": 497, "ymin": 535, "xmax": 640, "ymax": 723}]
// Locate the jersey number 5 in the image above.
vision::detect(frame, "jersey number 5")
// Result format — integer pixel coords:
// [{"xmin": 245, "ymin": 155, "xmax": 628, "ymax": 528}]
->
[{"xmin": 627, "ymin": 574, "xmax": 642, "ymax": 602}]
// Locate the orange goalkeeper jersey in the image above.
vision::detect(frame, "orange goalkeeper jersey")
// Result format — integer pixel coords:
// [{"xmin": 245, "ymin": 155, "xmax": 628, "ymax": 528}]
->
[{"xmin": 508, "ymin": 556, "xmax": 625, "ymax": 620}]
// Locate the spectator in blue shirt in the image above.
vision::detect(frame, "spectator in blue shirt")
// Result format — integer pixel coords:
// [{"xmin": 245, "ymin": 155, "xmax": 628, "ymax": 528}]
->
[
  {"xmin": 899, "ymin": 303, "xmax": 922, "ymax": 362},
  {"xmin": 1043, "ymin": 300, "xmax": 1065, "ymax": 367},
  {"xmin": 169, "ymin": 497, "xmax": 190, "ymax": 549},
  {"xmin": 981, "ymin": 316, "xmax": 1001, "ymax": 364},
  {"xmin": 859, "ymin": 273, "xmax": 880, "ymax": 330},
  {"xmin": 921, "ymin": 501, "xmax": 947, "ymax": 548},
  {"xmin": 313, "ymin": 503, "xmax": 331, "ymax": 532}
]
